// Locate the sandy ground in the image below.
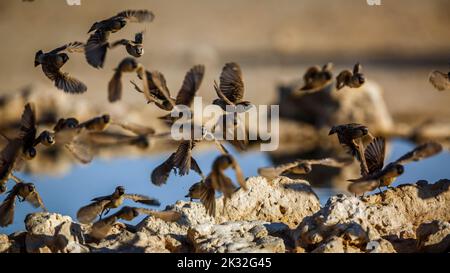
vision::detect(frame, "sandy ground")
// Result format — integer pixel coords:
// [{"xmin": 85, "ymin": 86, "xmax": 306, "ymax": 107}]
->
[{"xmin": 0, "ymin": 0, "xmax": 449, "ymax": 117}]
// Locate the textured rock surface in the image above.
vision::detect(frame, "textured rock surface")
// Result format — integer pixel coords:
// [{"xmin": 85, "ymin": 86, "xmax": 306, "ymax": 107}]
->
[
  {"xmin": 215, "ymin": 176, "xmax": 321, "ymax": 228},
  {"xmin": 295, "ymin": 179, "xmax": 450, "ymax": 253},
  {"xmin": 416, "ymin": 220, "xmax": 450, "ymax": 253},
  {"xmin": 3, "ymin": 178, "xmax": 449, "ymax": 253},
  {"xmin": 0, "ymin": 234, "xmax": 10, "ymax": 253},
  {"xmin": 24, "ymin": 212, "xmax": 88, "ymax": 253},
  {"xmin": 188, "ymin": 221, "xmax": 285, "ymax": 253}
]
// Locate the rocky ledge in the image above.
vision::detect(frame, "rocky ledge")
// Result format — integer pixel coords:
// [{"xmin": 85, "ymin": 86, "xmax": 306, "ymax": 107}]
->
[{"xmin": 1, "ymin": 177, "xmax": 449, "ymax": 253}]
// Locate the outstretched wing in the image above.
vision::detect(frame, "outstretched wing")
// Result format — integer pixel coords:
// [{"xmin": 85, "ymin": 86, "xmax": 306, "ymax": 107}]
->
[
  {"xmin": 123, "ymin": 194, "xmax": 160, "ymax": 206},
  {"xmin": 51, "ymin": 42, "xmax": 85, "ymax": 54},
  {"xmin": 308, "ymin": 157, "xmax": 353, "ymax": 168},
  {"xmin": 175, "ymin": 65, "xmax": 205, "ymax": 107},
  {"xmin": 135, "ymin": 208, "xmax": 182, "ymax": 222},
  {"xmin": 115, "ymin": 122, "xmax": 156, "ymax": 136},
  {"xmin": 117, "ymin": 10, "xmax": 155, "ymax": 23},
  {"xmin": 200, "ymin": 181, "xmax": 216, "ymax": 217},
  {"xmin": 219, "ymin": 62, "xmax": 244, "ymax": 103},
  {"xmin": 172, "ymin": 141, "xmax": 194, "ymax": 176},
  {"xmin": 151, "ymin": 154, "xmax": 175, "ymax": 186},
  {"xmin": 258, "ymin": 161, "xmax": 301, "ymax": 180},
  {"xmin": 394, "ymin": 141, "xmax": 442, "ymax": 165},
  {"xmin": 364, "ymin": 137, "xmax": 386, "ymax": 174},
  {"xmin": 18, "ymin": 103, "xmax": 37, "ymax": 140},
  {"xmin": 0, "ymin": 194, "xmax": 16, "ymax": 227},
  {"xmin": 64, "ymin": 137, "xmax": 93, "ymax": 164},
  {"xmin": 42, "ymin": 65, "xmax": 87, "ymax": 94},
  {"xmin": 85, "ymin": 30, "xmax": 110, "ymax": 69}
]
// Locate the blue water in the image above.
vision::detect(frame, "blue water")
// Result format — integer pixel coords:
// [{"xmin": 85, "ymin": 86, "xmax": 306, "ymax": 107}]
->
[{"xmin": 1, "ymin": 139, "xmax": 449, "ymax": 235}]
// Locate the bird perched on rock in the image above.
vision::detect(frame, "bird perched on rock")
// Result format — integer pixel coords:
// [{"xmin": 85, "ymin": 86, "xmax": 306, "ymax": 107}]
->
[
  {"xmin": 77, "ymin": 186, "xmax": 160, "ymax": 224},
  {"xmin": 429, "ymin": 70, "xmax": 450, "ymax": 91},
  {"xmin": 85, "ymin": 10, "xmax": 154, "ymax": 68},
  {"xmin": 35, "ymin": 42, "xmax": 87, "ymax": 94},
  {"xmin": 89, "ymin": 206, "xmax": 181, "ymax": 241},
  {"xmin": 110, "ymin": 31, "xmax": 145, "ymax": 58},
  {"xmin": 186, "ymin": 154, "xmax": 246, "ymax": 217},
  {"xmin": 329, "ymin": 123, "xmax": 371, "ymax": 174},
  {"xmin": 108, "ymin": 58, "xmax": 150, "ymax": 103},
  {"xmin": 336, "ymin": 63, "xmax": 365, "ymax": 90},
  {"xmin": 213, "ymin": 62, "xmax": 252, "ymax": 112},
  {"xmin": 258, "ymin": 157, "xmax": 353, "ymax": 181},
  {"xmin": 297, "ymin": 63, "xmax": 334, "ymax": 94},
  {"xmin": 0, "ymin": 182, "xmax": 46, "ymax": 227},
  {"xmin": 348, "ymin": 137, "xmax": 443, "ymax": 195}
]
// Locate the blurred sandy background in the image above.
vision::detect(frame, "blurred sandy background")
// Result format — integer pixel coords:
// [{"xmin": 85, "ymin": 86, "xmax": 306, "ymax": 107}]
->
[{"xmin": 0, "ymin": 0, "xmax": 449, "ymax": 119}]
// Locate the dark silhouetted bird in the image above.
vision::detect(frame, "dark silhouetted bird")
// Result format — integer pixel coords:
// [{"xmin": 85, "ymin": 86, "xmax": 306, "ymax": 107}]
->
[
  {"xmin": 108, "ymin": 58, "xmax": 150, "ymax": 103},
  {"xmin": 35, "ymin": 42, "xmax": 87, "ymax": 94},
  {"xmin": 336, "ymin": 63, "xmax": 365, "ymax": 90},
  {"xmin": 429, "ymin": 70, "xmax": 450, "ymax": 91},
  {"xmin": 85, "ymin": 10, "xmax": 154, "ymax": 68},
  {"xmin": 89, "ymin": 206, "xmax": 181, "ymax": 241},
  {"xmin": 110, "ymin": 31, "xmax": 145, "ymax": 58},
  {"xmin": 329, "ymin": 123, "xmax": 371, "ymax": 174},
  {"xmin": 297, "ymin": 63, "xmax": 334, "ymax": 94},
  {"xmin": 0, "ymin": 182, "xmax": 46, "ymax": 227},
  {"xmin": 258, "ymin": 157, "xmax": 352, "ymax": 181},
  {"xmin": 0, "ymin": 103, "xmax": 55, "ymax": 193},
  {"xmin": 77, "ymin": 186, "xmax": 160, "ymax": 224},
  {"xmin": 348, "ymin": 137, "xmax": 443, "ymax": 195}
]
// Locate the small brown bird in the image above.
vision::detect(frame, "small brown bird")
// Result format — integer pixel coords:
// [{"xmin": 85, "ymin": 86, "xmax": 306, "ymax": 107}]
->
[
  {"xmin": 348, "ymin": 137, "xmax": 443, "ymax": 195},
  {"xmin": 35, "ymin": 42, "xmax": 87, "ymax": 94},
  {"xmin": 297, "ymin": 63, "xmax": 334, "ymax": 93},
  {"xmin": 429, "ymin": 70, "xmax": 450, "ymax": 91},
  {"xmin": 77, "ymin": 186, "xmax": 160, "ymax": 224},
  {"xmin": 89, "ymin": 206, "xmax": 181, "ymax": 241},
  {"xmin": 154, "ymin": 65, "xmax": 205, "ymax": 123},
  {"xmin": 213, "ymin": 62, "xmax": 252, "ymax": 112},
  {"xmin": 329, "ymin": 123, "xmax": 371, "ymax": 174},
  {"xmin": 108, "ymin": 58, "xmax": 150, "ymax": 103},
  {"xmin": 110, "ymin": 32, "xmax": 145, "ymax": 58},
  {"xmin": 336, "ymin": 63, "xmax": 365, "ymax": 90},
  {"xmin": 0, "ymin": 182, "xmax": 46, "ymax": 227},
  {"xmin": 132, "ymin": 65, "xmax": 205, "ymax": 117},
  {"xmin": 51, "ymin": 117, "xmax": 94, "ymax": 164},
  {"xmin": 258, "ymin": 157, "xmax": 353, "ymax": 181},
  {"xmin": 186, "ymin": 154, "xmax": 247, "ymax": 217},
  {"xmin": 86, "ymin": 10, "xmax": 154, "ymax": 68},
  {"xmin": 151, "ymin": 135, "xmax": 204, "ymax": 186},
  {"xmin": 78, "ymin": 114, "xmax": 111, "ymax": 132},
  {"xmin": 0, "ymin": 103, "xmax": 55, "ymax": 193}
]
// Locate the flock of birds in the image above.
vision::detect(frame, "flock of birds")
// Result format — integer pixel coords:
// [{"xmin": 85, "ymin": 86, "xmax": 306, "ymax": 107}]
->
[{"xmin": 1, "ymin": 7, "xmax": 450, "ymax": 241}]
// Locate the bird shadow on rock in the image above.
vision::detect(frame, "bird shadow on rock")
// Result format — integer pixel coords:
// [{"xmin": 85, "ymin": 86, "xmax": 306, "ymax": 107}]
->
[{"xmin": 415, "ymin": 179, "xmax": 450, "ymax": 200}]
